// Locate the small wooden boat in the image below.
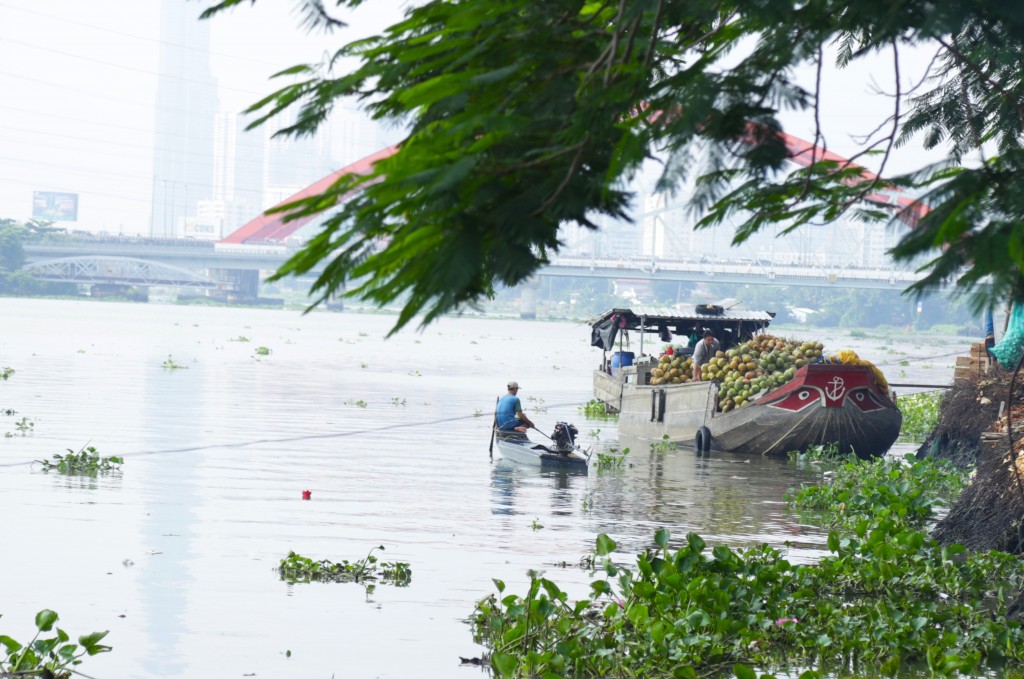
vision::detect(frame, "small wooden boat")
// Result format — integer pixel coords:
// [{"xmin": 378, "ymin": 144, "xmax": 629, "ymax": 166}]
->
[
  {"xmin": 591, "ymin": 306, "xmax": 902, "ymax": 458},
  {"xmin": 493, "ymin": 425, "xmax": 589, "ymax": 469}
]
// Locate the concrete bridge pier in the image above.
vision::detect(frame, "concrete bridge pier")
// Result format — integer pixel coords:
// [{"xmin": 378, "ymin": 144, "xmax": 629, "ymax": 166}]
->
[
  {"xmin": 519, "ymin": 278, "xmax": 540, "ymax": 320},
  {"xmin": 325, "ymin": 286, "xmax": 346, "ymax": 311},
  {"xmin": 211, "ymin": 268, "xmax": 261, "ymax": 301},
  {"xmin": 90, "ymin": 283, "xmax": 149, "ymax": 301}
]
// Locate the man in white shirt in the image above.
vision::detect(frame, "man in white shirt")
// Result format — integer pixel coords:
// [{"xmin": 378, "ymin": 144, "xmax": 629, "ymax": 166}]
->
[{"xmin": 691, "ymin": 331, "xmax": 721, "ymax": 381}]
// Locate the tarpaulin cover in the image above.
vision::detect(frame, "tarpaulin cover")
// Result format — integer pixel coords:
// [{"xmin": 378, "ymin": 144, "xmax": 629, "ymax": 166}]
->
[
  {"xmin": 990, "ymin": 303, "xmax": 1024, "ymax": 369},
  {"xmin": 591, "ymin": 315, "xmax": 618, "ymax": 350}
]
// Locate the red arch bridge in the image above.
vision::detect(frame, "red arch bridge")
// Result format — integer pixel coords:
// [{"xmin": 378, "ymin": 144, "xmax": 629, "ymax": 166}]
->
[{"xmin": 219, "ymin": 133, "xmax": 923, "ymax": 245}]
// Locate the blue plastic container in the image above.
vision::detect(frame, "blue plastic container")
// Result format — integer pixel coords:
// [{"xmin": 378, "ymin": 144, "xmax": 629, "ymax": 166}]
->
[{"xmin": 610, "ymin": 351, "xmax": 635, "ymax": 374}]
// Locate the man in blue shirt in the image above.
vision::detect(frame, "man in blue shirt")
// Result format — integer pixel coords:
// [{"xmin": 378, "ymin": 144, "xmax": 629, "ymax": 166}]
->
[{"xmin": 495, "ymin": 381, "xmax": 535, "ymax": 433}]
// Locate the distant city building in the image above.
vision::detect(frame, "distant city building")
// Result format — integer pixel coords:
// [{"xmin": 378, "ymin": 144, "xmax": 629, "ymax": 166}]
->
[
  {"xmin": 150, "ymin": 0, "xmax": 218, "ymax": 238},
  {"xmin": 263, "ymin": 113, "xmax": 333, "ymax": 214},
  {"xmin": 329, "ymin": 103, "xmax": 389, "ymax": 168},
  {"xmin": 212, "ymin": 112, "xmax": 265, "ymax": 237}
]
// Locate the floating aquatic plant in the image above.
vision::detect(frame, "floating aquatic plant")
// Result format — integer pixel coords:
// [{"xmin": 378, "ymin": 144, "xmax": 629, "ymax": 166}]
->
[
  {"xmin": 277, "ymin": 547, "xmax": 411, "ymax": 587},
  {"xmin": 38, "ymin": 446, "xmax": 123, "ymax": 475},
  {"xmin": 161, "ymin": 355, "xmax": 187, "ymax": 370},
  {"xmin": 578, "ymin": 399, "xmax": 617, "ymax": 420},
  {"xmin": 649, "ymin": 435, "xmax": 674, "ymax": 454},
  {"xmin": 595, "ymin": 447, "xmax": 631, "ymax": 469}
]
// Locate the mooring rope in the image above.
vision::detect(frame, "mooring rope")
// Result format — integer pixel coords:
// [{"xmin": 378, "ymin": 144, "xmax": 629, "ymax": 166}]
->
[{"xmin": 0, "ymin": 401, "xmax": 587, "ymax": 468}]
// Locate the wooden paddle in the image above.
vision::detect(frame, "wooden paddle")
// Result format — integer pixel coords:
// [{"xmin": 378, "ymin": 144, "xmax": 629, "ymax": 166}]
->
[{"xmin": 488, "ymin": 396, "xmax": 499, "ymax": 459}]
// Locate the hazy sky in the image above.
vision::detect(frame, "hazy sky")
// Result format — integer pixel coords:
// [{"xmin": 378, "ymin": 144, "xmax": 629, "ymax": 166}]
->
[
  {"xmin": 0, "ymin": 0, "xmax": 405, "ymax": 233},
  {"xmin": 0, "ymin": 0, "xmax": 942, "ymax": 234}
]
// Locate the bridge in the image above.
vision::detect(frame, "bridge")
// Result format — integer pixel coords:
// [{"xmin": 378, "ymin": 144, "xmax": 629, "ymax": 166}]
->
[
  {"xmin": 24, "ymin": 256, "xmax": 221, "ymax": 288},
  {"xmin": 22, "ymin": 240, "xmax": 933, "ymax": 295},
  {"xmin": 19, "ymin": 131, "xmax": 933, "ymax": 303}
]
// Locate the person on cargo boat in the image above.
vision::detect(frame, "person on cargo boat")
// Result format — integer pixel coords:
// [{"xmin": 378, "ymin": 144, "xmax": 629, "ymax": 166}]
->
[
  {"xmin": 496, "ymin": 381, "xmax": 535, "ymax": 433},
  {"xmin": 691, "ymin": 331, "xmax": 721, "ymax": 381}
]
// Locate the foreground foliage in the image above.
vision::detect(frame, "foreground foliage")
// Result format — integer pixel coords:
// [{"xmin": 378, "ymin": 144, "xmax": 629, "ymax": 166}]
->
[
  {"xmin": 472, "ymin": 456, "xmax": 1020, "ymax": 677},
  {"xmin": 202, "ymin": 0, "xmax": 1024, "ymax": 332},
  {"xmin": 0, "ymin": 609, "xmax": 110, "ymax": 679}
]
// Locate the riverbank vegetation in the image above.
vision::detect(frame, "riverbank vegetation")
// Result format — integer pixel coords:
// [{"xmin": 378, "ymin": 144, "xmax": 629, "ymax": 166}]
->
[{"xmin": 471, "ymin": 454, "xmax": 1023, "ymax": 677}]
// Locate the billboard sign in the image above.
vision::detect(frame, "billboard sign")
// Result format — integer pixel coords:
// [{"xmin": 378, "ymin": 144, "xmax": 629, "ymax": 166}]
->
[
  {"xmin": 32, "ymin": 191, "xmax": 79, "ymax": 221},
  {"xmin": 183, "ymin": 218, "xmax": 221, "ymax": 240}
]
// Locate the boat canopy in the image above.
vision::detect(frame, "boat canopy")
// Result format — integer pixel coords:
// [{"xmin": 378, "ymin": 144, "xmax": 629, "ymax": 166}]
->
[{"xmin": 590, "ymin": 306, "xmax": 776, "ymax": 352}]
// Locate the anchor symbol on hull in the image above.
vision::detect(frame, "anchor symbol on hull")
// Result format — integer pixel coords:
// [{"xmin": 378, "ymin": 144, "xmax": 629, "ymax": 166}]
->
[{"xmin": 825, "ymin": 377, "xmax": 846, "ymax": 401}]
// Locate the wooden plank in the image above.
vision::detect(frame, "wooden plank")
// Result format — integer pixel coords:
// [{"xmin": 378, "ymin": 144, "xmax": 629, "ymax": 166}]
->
[{"xmin": 955, "ymin": 356, "xmax": 975, "ymax": 367}]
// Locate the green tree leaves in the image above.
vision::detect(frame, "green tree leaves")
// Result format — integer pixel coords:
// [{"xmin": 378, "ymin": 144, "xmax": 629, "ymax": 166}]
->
[{"xmin": 204, "ymin": 0, "xmax": 1024, "ymax": 331}]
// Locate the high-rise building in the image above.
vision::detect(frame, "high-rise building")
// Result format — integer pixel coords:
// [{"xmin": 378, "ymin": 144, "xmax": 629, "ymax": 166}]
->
[
  {"xmin": 329, "ymin": 103, "xmax": 387, "ymax": 168},
  {"xmin": 150, "ymin": 0, "xmax": 218, "ymax": 238},
  {"xmin": 211, "ymin": 112, "xmax": 264, "ymax": 237}
]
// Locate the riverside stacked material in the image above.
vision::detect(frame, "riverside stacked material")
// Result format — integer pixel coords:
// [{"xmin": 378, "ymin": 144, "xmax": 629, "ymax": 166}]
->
[{"xmin": 590, "ymin": 307, "xmax": 902, "ymax": 458}]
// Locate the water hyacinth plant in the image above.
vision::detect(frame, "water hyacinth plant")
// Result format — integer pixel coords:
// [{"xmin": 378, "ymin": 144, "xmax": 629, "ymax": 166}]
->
[
  {"xmin": 595, "ymin": 446, "xmax": 630, "ymax": 470},
  {"xmin": 790, "ymin": 454, "xmax": 969, "ymax": 522},
  {"xmin": 897, "ymin": 391, "xmax": 943, "ymax": 442},
  {"xmin": 161, "ymin": 355, "xmax": 187, "ymax": 370},
  {"xmin": 472, "ymin": 457, "xmax": 1021, "ymax": 678},
  {"xmin": 578, "ymin": 399, "xmax": 616, "ymax": 419},
  {"xmin": 38, "ymin": 446, "xmax": 123, "ymax": 475},
  {"xmin": 0, "ymin": 609, "xmax": 111, "ymax": 679},
  {"xmin": 278, "ymin": 547, "xmax": 411, "ymax": 587},
  {"xmin": 787, "ymin": 441, "xmax": 842, "ymax": 462}
]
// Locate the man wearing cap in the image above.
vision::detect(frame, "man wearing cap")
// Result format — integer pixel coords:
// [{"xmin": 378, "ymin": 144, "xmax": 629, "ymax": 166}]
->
[{"xmin": 495, "ymin": 381, "xmax": 535, "ymax": 433}]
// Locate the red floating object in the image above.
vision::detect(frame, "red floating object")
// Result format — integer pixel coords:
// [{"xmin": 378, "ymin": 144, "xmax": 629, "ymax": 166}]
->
[{"xmin": 301, "ymin": 490, "xmax": 312, "ymax": 500}]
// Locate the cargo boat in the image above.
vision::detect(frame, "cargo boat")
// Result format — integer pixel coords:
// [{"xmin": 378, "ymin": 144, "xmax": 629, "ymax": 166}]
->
[{"xmin": 591, "ymin": 307, "xmax": 902, "ymax": 458}]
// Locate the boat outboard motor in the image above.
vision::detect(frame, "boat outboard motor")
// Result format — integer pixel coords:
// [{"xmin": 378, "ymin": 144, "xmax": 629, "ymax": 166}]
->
[{"xmin": 551, "ymin": 422, "xmax": 579, "ymax": 453}]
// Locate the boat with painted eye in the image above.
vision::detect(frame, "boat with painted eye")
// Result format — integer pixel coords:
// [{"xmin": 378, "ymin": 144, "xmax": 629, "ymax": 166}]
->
[
  {"xmin": 493, "ymin": 424, "xmax": 589, "ymax": 468},
  {"xmin": 591, "ymin": 307, "xmax": 902, "ymax": 458}
]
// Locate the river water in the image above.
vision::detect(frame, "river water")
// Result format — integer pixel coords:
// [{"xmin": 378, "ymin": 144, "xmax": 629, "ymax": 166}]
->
[{"xmin": 0, "ymin": 298, "xmax": 969, "ymax": 678}]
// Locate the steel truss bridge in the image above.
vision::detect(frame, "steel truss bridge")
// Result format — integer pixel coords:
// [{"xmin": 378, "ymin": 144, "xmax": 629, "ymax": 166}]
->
[{"xmin": 23, "ymin": 256, "xmax": 222, "ymax": 289}]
